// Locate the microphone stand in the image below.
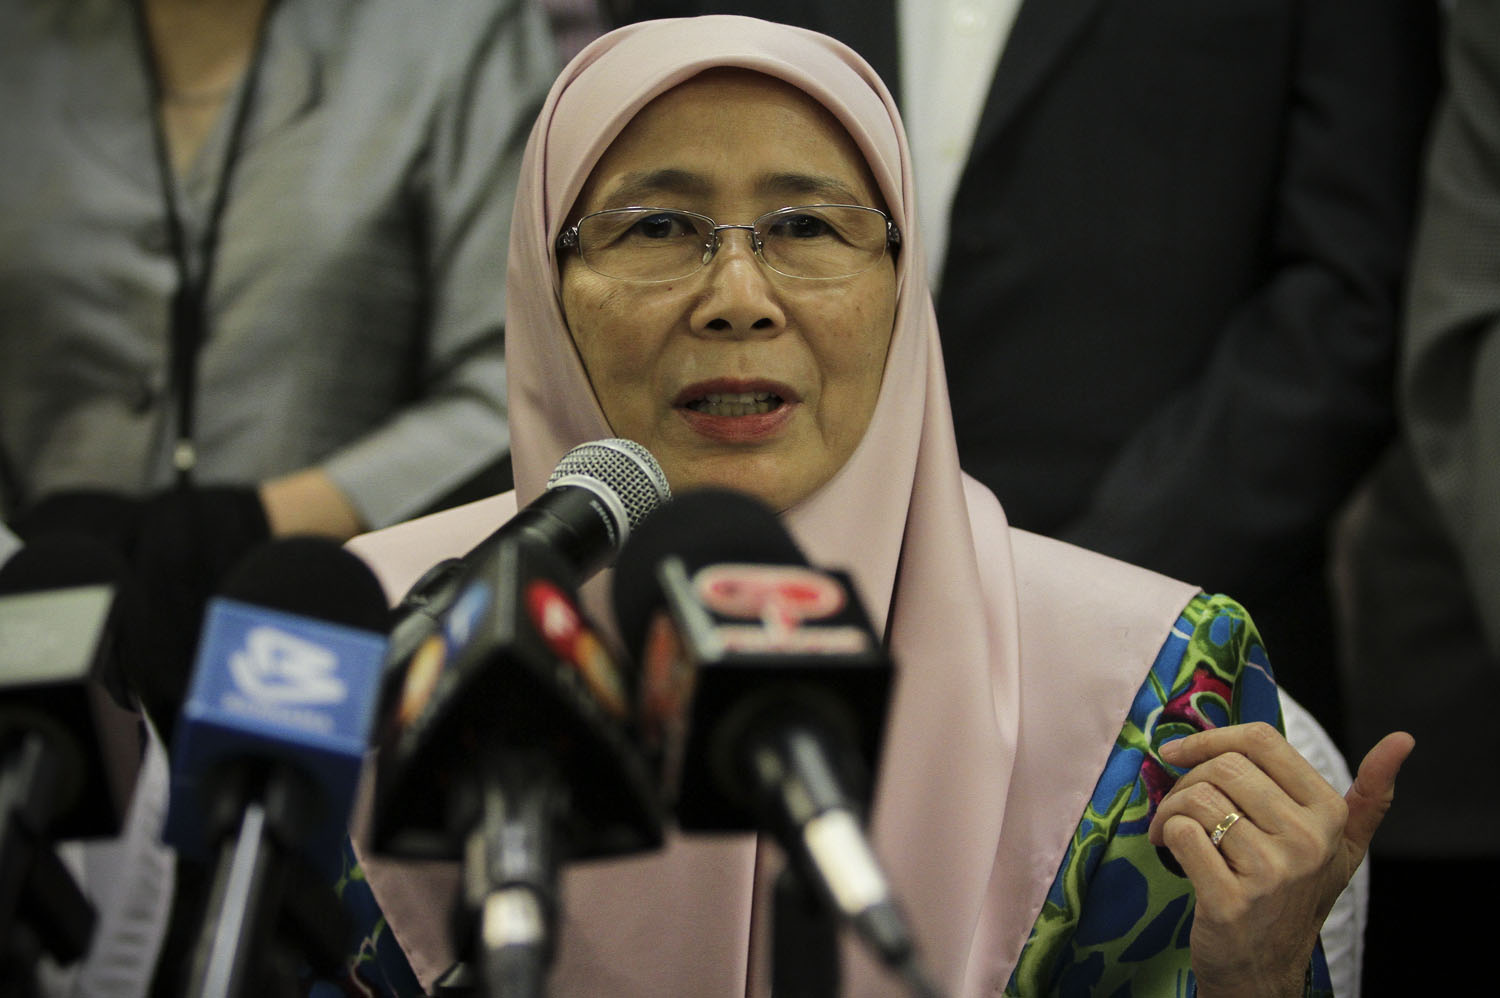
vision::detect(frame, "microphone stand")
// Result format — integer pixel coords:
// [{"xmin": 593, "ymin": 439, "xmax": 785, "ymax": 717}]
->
[
  {"xmin": 185, "ymin": 768, "xmax": 347, "ymax": 998},
  {"xmin": 744, "ymin": 719, "xmax": 946, "ymax": 998},
  {"xmin": 0, "ymin": 732, "xmax": 97, "ymax": 994},
  {"xmin": 459, "ymin": 746, "xmax": 567, "ymax": 998},
  {"xmin": 189, "ymin": 799, "xmax": 278, "ymax": 998},
  {"xmin": 771, "ymin": 864, "xmax": 839, "ymax": 998}
]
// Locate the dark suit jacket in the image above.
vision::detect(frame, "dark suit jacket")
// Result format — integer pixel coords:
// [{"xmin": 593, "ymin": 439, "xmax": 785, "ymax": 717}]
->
[{"xmin": 616, "ymin": 0, "xmax": 1438, "ymax": 727}]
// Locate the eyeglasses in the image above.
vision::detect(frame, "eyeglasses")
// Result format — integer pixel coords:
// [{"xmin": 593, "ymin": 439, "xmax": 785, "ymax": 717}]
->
[{"xmin": 556, "ymin": 204, "xmax": 902, "ymax": 283}]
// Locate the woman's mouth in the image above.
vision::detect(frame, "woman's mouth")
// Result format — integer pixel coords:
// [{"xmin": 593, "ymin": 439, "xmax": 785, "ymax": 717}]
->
[
  {"xmin": 683, "ymin": 391, "xmax": 784, "ymax": 417},
  {"xmin": 674, "ymin": 382, "xmax": 798, "ymax": 443}
]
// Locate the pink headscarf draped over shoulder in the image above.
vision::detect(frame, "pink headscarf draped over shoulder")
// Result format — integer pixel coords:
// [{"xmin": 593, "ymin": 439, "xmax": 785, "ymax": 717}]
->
[{"xmin": 351, "ymin": 15, "xmax": 1195, "ymax": 996}]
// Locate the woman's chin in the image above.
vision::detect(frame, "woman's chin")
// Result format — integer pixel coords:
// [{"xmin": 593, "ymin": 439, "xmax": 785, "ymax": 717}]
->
[{"xmin": 660, "ymin": 448, "xmax": 827, "ymax": 514}]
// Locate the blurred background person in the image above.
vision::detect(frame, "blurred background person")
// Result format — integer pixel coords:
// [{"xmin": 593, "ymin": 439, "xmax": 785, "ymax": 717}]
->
[
  {"xmin": 0, "ymin": 0, "xmax": 557, "ymax": 992},
  {"xmin": 0, "ymin": 0, "xmax": 555, "ymax": 727},
  {"xmin": 607, "ymin": 0, "xmax": 1441, "ymax": 758},
  {"xmin": 0, "ymin": 0, "xmax": 555, "ymax": 547},
  {"xmin": 1337, "ymin": 0, "xmax": 1500, "ymax": 992}
]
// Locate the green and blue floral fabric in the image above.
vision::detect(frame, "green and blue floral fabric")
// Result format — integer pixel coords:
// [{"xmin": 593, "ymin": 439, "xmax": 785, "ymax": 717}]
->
[
  {"xmin": 1005, "ymin": 593, "xmax": 1332, "ymax": 997},
  {"xmin": 305, "ymin": 838, "xmax": 423, "ymax": 997}
]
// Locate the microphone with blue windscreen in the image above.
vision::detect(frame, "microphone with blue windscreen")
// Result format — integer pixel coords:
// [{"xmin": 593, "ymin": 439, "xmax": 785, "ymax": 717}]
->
[{"xmin": 164, "ymin": 536, "xmax": 388, "ymax": 998}]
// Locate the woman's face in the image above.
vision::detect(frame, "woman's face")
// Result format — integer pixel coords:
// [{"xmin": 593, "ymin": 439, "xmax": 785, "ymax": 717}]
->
[{"xmin": 559, "ymin": 70, "xmax": 898, "ymax": 512}]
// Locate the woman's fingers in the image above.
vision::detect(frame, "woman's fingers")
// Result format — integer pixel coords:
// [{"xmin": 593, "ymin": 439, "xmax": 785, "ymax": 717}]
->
[
  {"xmin": 1148, "ymin": 722, "xmax": 1347, "ymax": 869},
  {"xmin": 1151, "ymin": 749, "xmax": 1305, "ymax": 841},
  {"xmin": 1149, "ymin": 723, "xmax": 1415, "ymax": 998},
  {"xmin": 1341, "ymin": 731, "xmax": 1415, "ymax": 863},
  {"xmin": 1160, "ymin": 813, "xmax": 1239, "ymax": 899},
  {"xmin": 1148, "ymin": 773, "xmax": 1240, "ymax": 846},
  {"xmin": 1160, "ymin": 722, "xmax": 1331, "ymax": 808},
  {"xmin": 1149, "ymin": 777, "xmax": 1299, "ymax": 882},
  {"xmin": 1163, "ymin": 808, "xmax": 1320, "ymax": 998}
]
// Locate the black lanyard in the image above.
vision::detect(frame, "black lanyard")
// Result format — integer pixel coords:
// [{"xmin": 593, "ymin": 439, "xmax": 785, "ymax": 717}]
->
[{"xmin": 128, "ymin": 0, "xmax": 278, "ymax": 486}]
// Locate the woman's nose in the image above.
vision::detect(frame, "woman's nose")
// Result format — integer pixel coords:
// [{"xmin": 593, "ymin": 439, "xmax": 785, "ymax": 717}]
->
[{"xmin": 691, "ymin": 229, "xmax": 786, "ymax": 335}]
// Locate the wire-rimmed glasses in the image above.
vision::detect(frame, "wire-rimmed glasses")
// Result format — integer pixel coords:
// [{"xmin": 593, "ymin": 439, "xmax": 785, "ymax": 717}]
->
[{"xmin": 556, "ymin": 204, "xmax": 901, "ymax": 283}]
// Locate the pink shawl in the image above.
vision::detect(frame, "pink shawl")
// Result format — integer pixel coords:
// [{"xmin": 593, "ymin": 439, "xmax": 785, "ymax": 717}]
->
[{"xmin": 350, "ymin": 15, "xmax": 1195, "ymax": 995}]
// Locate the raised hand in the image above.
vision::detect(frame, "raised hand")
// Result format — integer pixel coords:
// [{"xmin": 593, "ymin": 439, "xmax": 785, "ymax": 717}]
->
[{"xmin": 1148, "ymin": 723, "xmax": 1413, "ymax": 998}]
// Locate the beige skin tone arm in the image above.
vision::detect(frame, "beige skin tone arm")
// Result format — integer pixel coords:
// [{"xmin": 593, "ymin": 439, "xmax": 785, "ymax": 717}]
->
[{"xmin": 258, "ymin": 470, "xmax": 364, "ymax": 541}]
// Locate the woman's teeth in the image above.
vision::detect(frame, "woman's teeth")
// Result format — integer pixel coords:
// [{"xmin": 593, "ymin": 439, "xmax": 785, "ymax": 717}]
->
[{"xmin": 687, "ymin": 391, "xmax": 780, "ymax": 416}]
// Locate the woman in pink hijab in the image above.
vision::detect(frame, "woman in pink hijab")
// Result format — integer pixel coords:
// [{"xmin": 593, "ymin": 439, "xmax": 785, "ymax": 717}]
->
[{"xmin": 347, "ymin": 15, "xmax": 1407, "ymax": 997}]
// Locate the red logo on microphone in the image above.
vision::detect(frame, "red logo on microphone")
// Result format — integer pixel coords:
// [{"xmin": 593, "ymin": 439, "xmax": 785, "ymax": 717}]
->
[{"xmin": 693, "ymin": 565, "xmax": 868, "ymax": 654}]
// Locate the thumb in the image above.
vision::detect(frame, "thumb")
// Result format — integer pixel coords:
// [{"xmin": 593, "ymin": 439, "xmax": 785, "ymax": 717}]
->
[{"xmin": 1343, "ymin": 730, "xmax": 1415, "ymax": 863}]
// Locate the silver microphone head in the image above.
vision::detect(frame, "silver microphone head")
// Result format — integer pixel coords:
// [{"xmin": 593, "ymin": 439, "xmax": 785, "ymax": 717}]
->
[{"xmin": 546, "ymin": 438, "xmax": 672, "ymax": 546}]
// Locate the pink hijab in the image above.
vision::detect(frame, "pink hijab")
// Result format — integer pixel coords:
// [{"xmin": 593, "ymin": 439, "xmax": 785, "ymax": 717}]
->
[{"xmin": 351, "ymin": 15, "xmax": 1195, "ymax": 995}]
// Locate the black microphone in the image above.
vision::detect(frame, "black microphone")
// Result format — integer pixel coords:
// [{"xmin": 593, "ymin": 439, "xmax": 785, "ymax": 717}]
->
[
  {"xmin": 382, "ymin": 438, "xmax": 671, "ymax": 688},
  {"xmin": 372, "ymin": 534, "xmax": 664, "ymax": 996},
  {"xmin": 612, "ymin": 489, "xmax": 941, "ymax": 997},
  {"xmin": 11, "ymin": 487, "xmax": 272, "ymax": 745},
  {"xmin": 128, "ymin": 486, "xmax": 271, "ymax": 745},
  {"xmin": 495, "ymin": 438, "xmax": 673, "ymax": 577},
  {"xmin": 0, "ymin": 536, "xmax": 144, "ymax": 978},
  {"xmin": 162, "ymin": 537, "xmax": 389, "ymax": 998},
  {"xmin": 0, "ymin": 536, "xmax": 142, "ymax": 837}
]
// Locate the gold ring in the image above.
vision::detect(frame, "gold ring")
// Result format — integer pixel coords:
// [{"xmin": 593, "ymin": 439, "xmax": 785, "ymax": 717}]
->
[{"xmin": 1210, "ymin": 812, "xmax": 1241, "ymax": 848}]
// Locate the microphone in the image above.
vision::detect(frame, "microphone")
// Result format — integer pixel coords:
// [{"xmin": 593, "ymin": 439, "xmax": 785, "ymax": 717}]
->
[
  {"xmin": 372, "ymin": 533, "xmax": 664, "ymax": 996},
  {"xmin": 383, "ymin": 438, "xmax": 672, "ymax": 682},
  {"xmin": 0, "ymin": 536, "xmax": 144, "ymax": 977},
  {"xmin": 162, "ymin": 537, "xmax": 388, "ymax": 998},
  {"xmin": 496, "ymin": 437, "xmax": 673, "ymax": 577},
  {"xmin": 10, "ymin": 487, "xmax": 272, "ymax": 744},
  {"xmin": 0, "ymin": 536, "xmax": 142, "ymax": 838},
  {"xmin": 612, "ymin": 489, "xmax": 940, "ymax": 996}
]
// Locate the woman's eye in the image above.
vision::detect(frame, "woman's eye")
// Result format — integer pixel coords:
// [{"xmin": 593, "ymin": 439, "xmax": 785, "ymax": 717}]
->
[
  {"xmin": 769, "ymin": 213, "xmax": 833, "ymax": 239},
  {"xmin": 630, "ymin": 212, "xmax": 693, "ymax": 239}
]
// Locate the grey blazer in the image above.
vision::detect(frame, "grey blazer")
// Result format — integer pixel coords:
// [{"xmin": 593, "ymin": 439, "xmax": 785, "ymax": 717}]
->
[{"xmin": 0, "ymin": 0, "xmax": 556, "ymax": 528}]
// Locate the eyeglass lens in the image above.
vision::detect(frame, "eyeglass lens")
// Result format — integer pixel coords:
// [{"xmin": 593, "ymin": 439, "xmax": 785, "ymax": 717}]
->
[{"xmin": 575, "ymin": 205, "xmax": 891, "ymax": 281}]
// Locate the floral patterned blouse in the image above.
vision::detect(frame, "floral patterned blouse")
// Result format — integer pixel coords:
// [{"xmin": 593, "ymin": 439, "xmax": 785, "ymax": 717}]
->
[{"xmin": 1005, "ymin": 593, "xmax": 1332, "ymax": 997}]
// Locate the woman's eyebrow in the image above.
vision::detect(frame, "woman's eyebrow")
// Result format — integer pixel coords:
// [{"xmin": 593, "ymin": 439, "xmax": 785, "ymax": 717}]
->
[
  {"xmin": 599, "ymin": 169, "xmax": 869, "ymax": 208},
  {"xmin": 602, "ymin": 168, "xmax": 712, "ymax": 205},
  {"xmin": 755, "ymin": 172, "xmax": 865, "ymax": 205}
]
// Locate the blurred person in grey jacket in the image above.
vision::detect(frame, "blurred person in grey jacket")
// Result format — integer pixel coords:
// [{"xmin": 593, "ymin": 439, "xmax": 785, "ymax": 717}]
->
[
  {"xmin": 0, "ymin": 0, "xmax": 556, "ymax": 726},
  {"xmin": 1337, "ymin": 0, "xmax": 1500, "ymax": 992},
  {"xmin": 0, "ymin": 0, "xmax": 553, "ymax": 543},
  {"xmin": 0, "ymin": 2, "xmax": 555, "ymax": 993}
]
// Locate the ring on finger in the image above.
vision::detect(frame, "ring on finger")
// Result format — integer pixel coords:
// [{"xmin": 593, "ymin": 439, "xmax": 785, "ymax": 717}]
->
[{"xmin": 1210, "ymin": 811, "xmax": 1241, "ymax": 848}]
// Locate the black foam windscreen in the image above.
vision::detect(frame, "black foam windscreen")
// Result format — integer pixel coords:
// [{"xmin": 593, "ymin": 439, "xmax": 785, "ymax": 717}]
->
[
  {"xmin": 10, "ymin": 490, "xmax": 143, "ymax": 554},
  {"xmin": 0, "ymin": 533, "xmax": 130, "ymax": 594},
  {"xmin": 0, "ymin": 533, "xmax": 144, "ymax": 712},
  {"xmin": 611, "ymin": 488, "xmax": 804, "ymax": 663},
  {"xmin": 0, "ymin": 533, "xmax": 144, "ymax": 834},
  {"xmin": 219, "ymin": 537, "xmax": 388, "ymax": 634},
  {"xmin": 128, "ymin": 486, "xmax": 271, "ymax": 741}
]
